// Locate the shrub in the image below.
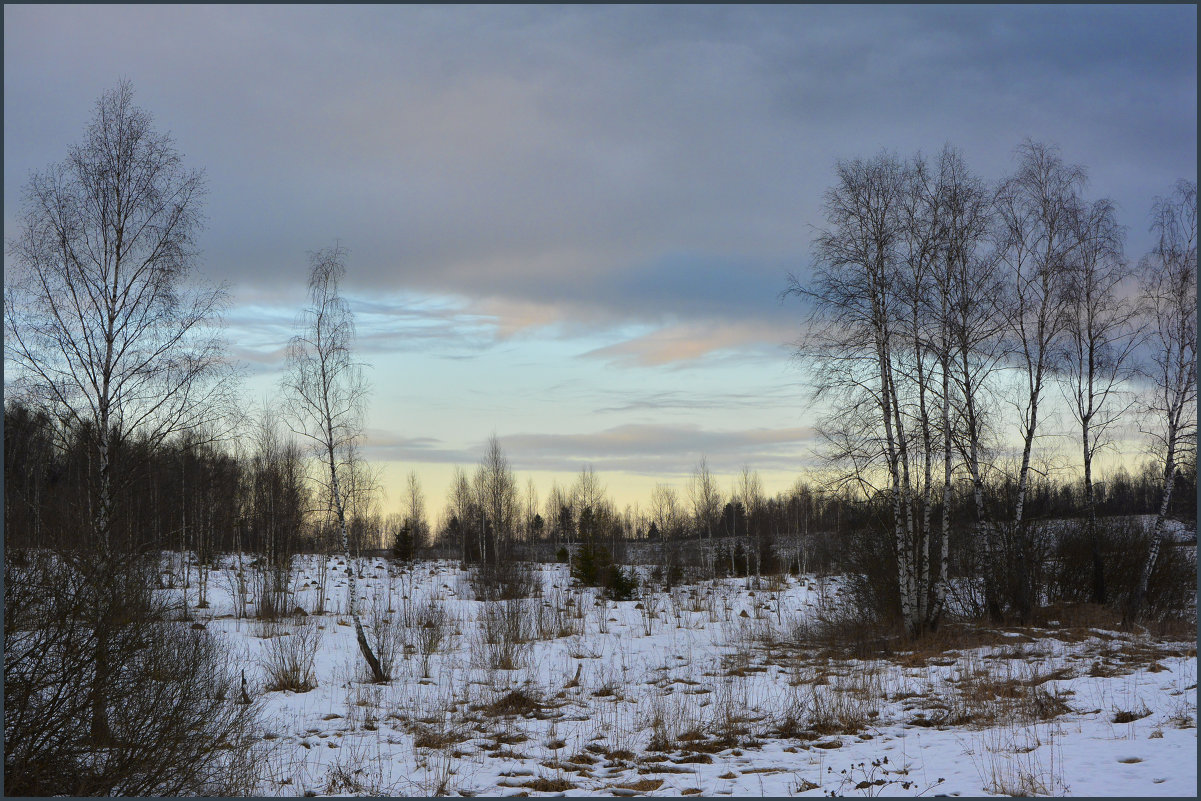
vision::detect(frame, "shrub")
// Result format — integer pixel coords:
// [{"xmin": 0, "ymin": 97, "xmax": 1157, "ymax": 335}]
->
[
  {"xmin": 534, "ymin": 589, "xmax": 582, "ymax": 639},
  {"xmin": 413, "ymin": 597, "xmax": 452, "ymax": 678},
  {"xmin": 366, "ymin": 592, "xmax": 406, "ymax": 681},
  {"xmin": 476, "ymin": 598, "xmax": 532, "ymax": 670},
  {"xmin": 260, "ymin": 619, "xmax": 320, "ymax": 692},
  {"xmin": 606, "ymin": 565, "xmax": 639, "ymax": 602},
  {"xmin": 471, "ymin": 559, "xmax": 539, "ymax": 601},
  {"xmin": 1046, "ymin": 517, "xmax": 1195, "ymax": 622},
  {"xmin": 571, "ymin": 541, "xmax": 638, "ymax": 600},
  {"xmin": 4, "ymin": 550, "xmax": 262, "ymax": 796}
]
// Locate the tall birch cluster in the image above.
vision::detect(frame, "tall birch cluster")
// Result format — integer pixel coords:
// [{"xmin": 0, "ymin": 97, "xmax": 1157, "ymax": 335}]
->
[{"xmin": 789, "ymin": 142, "xmax": 1192, "ymax": 635}]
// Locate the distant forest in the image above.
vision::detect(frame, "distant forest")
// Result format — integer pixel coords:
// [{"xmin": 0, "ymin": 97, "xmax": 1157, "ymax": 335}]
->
[{"xmin": 4, "ymin": 397, "xmax": 1196, "ymax": 561}]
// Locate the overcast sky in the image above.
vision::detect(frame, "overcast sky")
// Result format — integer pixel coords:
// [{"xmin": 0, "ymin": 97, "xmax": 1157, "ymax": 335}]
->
[{"xmin": 5, "ymin": 5, "xmax": 1196, "ymax": 515}]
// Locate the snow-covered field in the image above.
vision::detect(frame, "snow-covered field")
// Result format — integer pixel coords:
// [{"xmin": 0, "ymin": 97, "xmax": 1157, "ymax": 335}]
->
[{"xmin": 181, "ymin": 556, "xmax": 1196, "ymax": 797}]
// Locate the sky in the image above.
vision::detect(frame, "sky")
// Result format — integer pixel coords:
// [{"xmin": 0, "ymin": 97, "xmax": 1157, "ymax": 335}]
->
[{"xmin": 4, "ymin": 5, "xmax": 1197, "ymax": 519}]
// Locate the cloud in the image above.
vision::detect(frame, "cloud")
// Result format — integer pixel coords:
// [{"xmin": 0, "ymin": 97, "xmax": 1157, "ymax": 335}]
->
[
  {"xmin": 361, "ymin": 422, "xmax": 819, "ymax": 476},
  {"xmin": 360, "ymin": 429, "xmax": 474, "ymax": 466},
  {"xmin": 6, "ymin": 5, "xmax": 1193, "ymax": 338},
  {"xmin": 591, "ymin": 385, "xmax": 804, "ymax": 414},
  {"xmin": 4, "ymin": 6, "xmax": 1191, "ymax": 506},
  {"xmin": 582, "ymin": 320, "xmax": 792, "ymax": 367}
]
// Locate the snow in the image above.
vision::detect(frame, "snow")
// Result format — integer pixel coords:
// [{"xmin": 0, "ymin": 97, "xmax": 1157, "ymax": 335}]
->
[{"xmin": 175, "ymin": 556, "xmax": 1196, "ymax": 797}]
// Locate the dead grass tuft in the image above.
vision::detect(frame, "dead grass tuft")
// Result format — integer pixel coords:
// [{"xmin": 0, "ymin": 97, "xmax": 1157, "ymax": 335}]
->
[
  {"xmin": 519, "ymin": 777, "xmax": 576, "ymax": 792},
  {"xmin": 1111, "ymin": 706, "xmax": 1152, "ymax": 724},
  {"xmin": 485, "ymin": 689, "xmax": 543, "ymax": 717}
]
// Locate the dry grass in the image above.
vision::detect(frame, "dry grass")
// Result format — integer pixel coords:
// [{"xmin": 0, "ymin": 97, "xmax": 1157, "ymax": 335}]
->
[
  {"xmin": 518, "ymin": 776, "xmax": 577, "ymax": 791},
  {"xmin": 936, "ymin": 656, "xmax": 1075, "ymax": 728},
  {"xmin": 485, "ymin": 688, "xmax": 544, "ymax": 718},
  {"xmin": 613, "ymin": 778, "xmax": 664, "ymax": 791},
  {"xmin": 1111, "ymin": 706, "xmax": 1152, "ymax": 724},
  {"xmin": 973, "ymin": 722, "xmax": 1068, "ymax": 797}
]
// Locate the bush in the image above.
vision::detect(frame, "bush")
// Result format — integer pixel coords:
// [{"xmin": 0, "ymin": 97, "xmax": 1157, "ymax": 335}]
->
[
  {"xmin": 1045, "ymin": 517, "xmax": 1195, "ymax": 622},
  {"xmin": 571, "ymin": 541, "xmax": 638, "ymax": 600},
  {"xmin": 260, "ymin": 619, "xmax": 320, "ymax": 692},
  {"xmin": 471, "ymin": 559, "xmax": 539, "ymax": 601},
  {"xmin": 838, "ymin": 522, "xmax": 903, "ymax": 628},
  {"xmin": 4, "ymin": 550, "xmax": 262, "ymax": 796},
  {"xmin": 413, "ymin": 597, "xmax": 452, "ymax": 678},
  {"xmin": 476, "ymin": 598, "xmax": 531, "ymax": 670},
  {"xmin": 606, "ymin": 565, "xmax": 639, "ymax": 602}
]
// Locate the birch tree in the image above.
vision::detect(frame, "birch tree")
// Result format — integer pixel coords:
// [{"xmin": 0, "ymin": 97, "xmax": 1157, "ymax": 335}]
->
[
  {"xmin": 791, "ymin": 149, "xmax": 1003, "ymax": 635},
  {"xmin": 478, "ymin": 434, "xmax": 519, "ymax": 565},
  {"xmin": 926, "ymin": 146, "xmax": 997, "ymax": 625},
  {"xmin": 447, "ymin": 465, "xmax": 474, "ymax": 563},
  {"xmin": 1059, "ymin": 197, "xmax": 1140, "ymax": 604},
  {"xmin": 4, "ymin": 80, "xmax": 234, "ymax": 741},
  {"xmin": 939, "ymin": 148, "xmax": 1005, "ymax": 621},
  {"xmin": 650, "ymin": 482, "xmax": 684, "ymax": 540},
  {"xmin": 4, "ymin": 80, "xmax": 233, "ymax": 556},
  {"xmin": 404, "ymin": 470, "xmax": 429, "ymax": 549},
  {"xmin": 993, "ymin": 141, "xmax": 1083, "ymax": 622},
  {"xmin": 736, "ymin": 466, "xmax": 765, "ymax": 583},
  {"xmin": 687, "ymin": 456, "xmax": 722, "ymax": 574},
  {"xmin": 283, "ymin": 245, "xmax": 385, "ymax": 682},
  {"xmin": 995, "ymin": 141, "xmax": 1083, "ymax": 529},
  {"xmin": 790, "ymin": 152, "xmax": 929, "ymax": 634},
  {"xmin": 1131, "ymin": 180, "xmax": 1197, "ymax": 620}
]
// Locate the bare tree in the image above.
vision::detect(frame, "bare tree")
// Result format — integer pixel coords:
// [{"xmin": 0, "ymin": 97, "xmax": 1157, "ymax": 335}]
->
[
  {"xmin": 992, "ymin": 141, "xmax": 1085, "ymax": 623},
  {"xmin": 4, "ymin": 80, "xmax": 234, "ymax": 556},
  {"xmin": 995, "ymin": 141, "xmax": 1084, "ymax": 530},
  {"xmin": 404, "ymin": 470, "xmax": 429, "ymax": 549},
  {"xmin": 544, "ymin": 480, "xmax": 571, "ymax": 554},
  {"xmin": 447, "ymin": 465, "xmax": 474, "ymax": 563},
  {"xmin": 939, "ymin": 148, "xmax": 1006, "ymax": 621},
  {"xmin": 927, "ymin": 146, "xmax": 999, "ymax": 624},
  {"xmin": 523, "ymin": 476, "xmax": 540, "ymax": 543},
  {"xmin": 736, "ymin": 465, "xmax": 765, "ymax": 582},
  {"xmin": 789, "ymin": 152, "xmax": 931, "ymax": 634},
  {"xmin": 1059, "ymin": 197, "xmax": 1141, "ymax": 604},
  {"xmin": 283, "ymin": 244, "xmax": 385, "ymax": 682},
  {"xmin": 789, "ymin": 148, "xmax": 1011, "ymax": 635},
  {"xmin": 573, "ymin": 464, "xmax": 607, "ymax": 519},
  {"xmin": 649, "ymin": 482, "xmax": 683, "ymax": 540},
  {"xmin": 649, "ymin": 481, "xmax": 683, "ymax": 584},
  {"xmin": 339, "ymin": 441, "xmax": 382, "ymax": 555},
  {"xmin": 4, "ymin": 80, "xmax": 235, "ymax": 742},
  {"xmin": 1131, "ymin": 179, "xmax": 1197, "ymax": 620},
  {"xmin": 687, "ymin": 456, "xmax": 722, "ymax": 574},
  {"xmin": 478, "ymin": 434, "xmax": 520, "ymax": 564}
]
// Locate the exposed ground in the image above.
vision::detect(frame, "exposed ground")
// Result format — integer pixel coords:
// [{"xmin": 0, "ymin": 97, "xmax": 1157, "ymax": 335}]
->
[{"xmin": 180, "ymin": 557, "xmax": 1196, "ymax": 796}]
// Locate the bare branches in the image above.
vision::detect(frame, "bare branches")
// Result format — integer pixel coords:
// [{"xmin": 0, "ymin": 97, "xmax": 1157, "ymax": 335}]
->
[
  {"xmin": 1139, "ymin": 179, "xmax": 1198, "ymax": 461},
  {"xmin": 687, "ymin": 456, "xmax": 722, "ymax": 547},
  {"xmin": 4, "ymin": 80, "xmax": 235, "ymax": 553},
  {"xmin": 282, "ymin": 243, "xmax": 385, "ymax": 681},
  {"xmin": 994, "ymin": 141, "xmax": 1087, "ymax": 528}
]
